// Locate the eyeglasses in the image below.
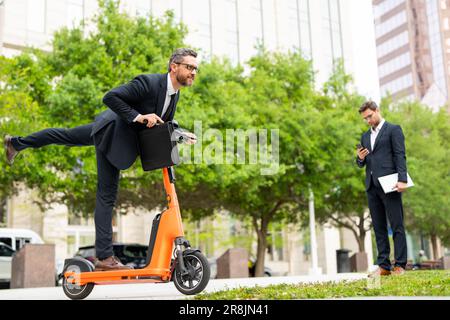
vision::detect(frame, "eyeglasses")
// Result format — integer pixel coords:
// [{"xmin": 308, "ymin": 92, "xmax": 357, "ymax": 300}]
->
[
  {"xmin": 363, "ymin": 113, "xmax": 375, "ymax": 121},
  {"xmin": 176, "ymin": 63, "xmax": 199, "ymax": 73}
]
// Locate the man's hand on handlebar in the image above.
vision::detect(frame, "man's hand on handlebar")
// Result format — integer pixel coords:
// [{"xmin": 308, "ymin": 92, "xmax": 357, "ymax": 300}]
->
[
  {"xmin": 137, "ymin": 114, "xmax": 164, "ymax": 128},
  {"xmin": 183, "ymin": 132, "xmax": 197, "ymax": 145}
]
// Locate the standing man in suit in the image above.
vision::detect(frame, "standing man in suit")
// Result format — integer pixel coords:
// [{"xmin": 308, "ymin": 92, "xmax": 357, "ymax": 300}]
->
[
  {"xmin": 356, "ymin": 101, "xmax": 408, "ymax": 277},
  {"xmin": 4, "ymin": 48, "xmax": 198, "ymax": 271}
]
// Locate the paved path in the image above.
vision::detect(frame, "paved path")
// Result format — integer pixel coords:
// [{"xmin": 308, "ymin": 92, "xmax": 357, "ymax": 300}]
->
[{"xmin": 0, "ymin": 273, "xmax": 367, "ymax": 300}]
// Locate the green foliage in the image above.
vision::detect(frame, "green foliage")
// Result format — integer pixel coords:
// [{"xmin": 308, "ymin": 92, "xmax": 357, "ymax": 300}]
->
[{"xmin": 384, "ymin": 102, "xmax": 450, "ymax": 245}]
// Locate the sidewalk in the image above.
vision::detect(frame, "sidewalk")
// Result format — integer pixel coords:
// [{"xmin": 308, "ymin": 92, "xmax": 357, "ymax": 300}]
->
[{"xmin": 0, "ymin": 273, "xmax": 367, "ymax": 300}]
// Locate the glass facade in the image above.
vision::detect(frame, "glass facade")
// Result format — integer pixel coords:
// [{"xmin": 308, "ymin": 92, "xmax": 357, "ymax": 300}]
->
[
  {"xmin": 376, "ymin": 30, "xmax": 409, "ymax": 58},
  {"xmin": 236, "ymin": 0, "xmax": 263, "ymax": 63},
  {"xmin": 223, "ymin": 0, "xmax": 239, "ymax": 63},
  {"xmin": 380, "ymin": 72, "xmax": 413, "ymax": 96},
  {"xmin": 378, "ymin": 51, "xmax": 411, "ymax": 79},
  {"xmin": 183, "ymin": 0, "xmax": 212, "ymax": 58},
  {"xmin": 27, "ymin": 0, "xmax": 46, "ymax": 33},
  {"xmin": 321, "ymin": 0, "xmax": 343, "ymax": 73},
  {"xmin": 374, "ymin": 0, "xmax": 450, "ymax": 106},
  {"xmin": 136, "ymin": 0, "xmax": 152, "ymax": 17},
  {"xmin": 287, "ymin": 0, "xmax": 301, "ymax": 50},
  {"xmin": 373, "ymin": 0, "xmax": 405, "ymax": 19},
  {"xmin": 328, "ymin": 0, "xmax": 343, "ymax": 59},
  {"xmin": 426, "ymin": 0, "xmax": 448, "ymax": 99},
  {"xmin": 67, "ymin": 0, "xmax": 84, "ymax": 28},
  {"xmin": 375, "ymin": 10, "xmax": 407, "ymax": 38},
  {"xmin": 297, "ymin": 0, "xmax": 312, "ymax": 57}
]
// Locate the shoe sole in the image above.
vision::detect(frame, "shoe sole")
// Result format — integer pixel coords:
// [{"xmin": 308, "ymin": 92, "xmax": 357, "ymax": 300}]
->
[
  {"xmin": 94, "ymin": 267, "xmax": 133, "ymax": 271},
  {"xmin": 4, "ymin": 136, "xmax": 13, "ymax": 165},
  {"xmin": 4, "ymin": 135, "xmax": 18, "ymax": 165}
]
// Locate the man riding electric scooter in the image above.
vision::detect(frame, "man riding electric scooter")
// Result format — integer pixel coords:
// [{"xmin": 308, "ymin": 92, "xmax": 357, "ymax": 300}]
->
[{"xmin": 4, "ymin": 48, "xmax": 198, "ymax": 271}]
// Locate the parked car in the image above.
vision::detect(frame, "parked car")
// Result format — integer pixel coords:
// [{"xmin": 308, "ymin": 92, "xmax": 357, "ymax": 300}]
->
[
  {"xmin": 0, "ymin": 228, "xmax": 46, "ymax": 287},
  {"xmin": 0, "ymin": 242, "xmax": 15, "ymax": 287},
  {"xmin": 0, "ymin": 228, "xmax": 45, "ymax": 251},
  {"xmin": 74, "ymin": 243, "xmax": 149, "ymax": 269},
  {"xmin": 208, "ymin": 258, "xmax": 272, "ymax": 279}
]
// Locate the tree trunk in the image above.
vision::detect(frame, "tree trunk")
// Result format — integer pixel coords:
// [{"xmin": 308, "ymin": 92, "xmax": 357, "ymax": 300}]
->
[
  {"xmin": 253, "ymin": 216, "xmax": 269, "ymax": 277},
  {"xmin": 431, "ymin": 234, "xmax": 439, "ymax": 260},
  {"xmin": 255, "ymin": 229, "xmax": 267, "ymax": 277},
  {"xmin": 330, "ymin": 213, "xmax": 369, "ymax": 253},
  {"xmin": 357, "ymin": 231, "xmax": 366, "ymax": 253},
  {"xmin": 0, "ymin": 197, "xmax": 6, "ymax": 227},
  {"xmin": 357, "ymin": 215, "xmax": 367, "ymax": 253}
]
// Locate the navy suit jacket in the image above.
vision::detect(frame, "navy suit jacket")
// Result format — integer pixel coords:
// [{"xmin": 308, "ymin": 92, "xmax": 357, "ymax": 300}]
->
[
  {"xmin": 356, "ymin": 121, "xmax": 408, "ymax": 191},
  {"xmin": 91, "ymin": 73, "xmax": 180, "ymax": 170}
]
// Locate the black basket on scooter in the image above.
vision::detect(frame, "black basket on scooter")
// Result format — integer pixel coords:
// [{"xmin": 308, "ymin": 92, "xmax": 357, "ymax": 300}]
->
[{"xmin": 138, "ymin": 121, "xmax": 180, "ymax": 171}]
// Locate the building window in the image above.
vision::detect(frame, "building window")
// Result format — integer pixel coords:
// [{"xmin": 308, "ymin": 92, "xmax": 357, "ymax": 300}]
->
[
  {"xmin": 375, "ymin": 11, "xmax": 407, "ymax": 38},
  {"xmin": 380, "ymin": 73, "xmax": 413, "ymax": 96},
  {"xmin": 377, "ymin": 31, "xmax": 409, "ymax": 58},
  {"xmin": 378, "ymin": 51, "xmax": 411, "ymax": 78},
  {"xmin": 373, "ymin": 0, "xmax": 405, "ymax": 19}
]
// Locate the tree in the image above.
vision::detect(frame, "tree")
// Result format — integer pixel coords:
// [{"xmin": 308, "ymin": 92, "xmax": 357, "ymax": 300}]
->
[
  {"xmin": 196, "ymin": 50, "xmax": 331, "ymax": 276},
  {"xmin": 385, "ymin": 101, "xmax": 450, "ymax": 258},
  {"xmin": 312, "ymin": 61, "xmax": 372, "ymax": 253}
]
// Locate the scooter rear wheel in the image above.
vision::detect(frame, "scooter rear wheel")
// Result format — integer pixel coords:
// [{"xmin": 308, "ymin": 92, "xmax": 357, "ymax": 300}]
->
[
  {"xmin": 62, "ymin": 258, "xmax": 95, "ymax": 300},
  {"xmin": 173, "ymin": 251, "xmax": 210, "ymax": 295}
]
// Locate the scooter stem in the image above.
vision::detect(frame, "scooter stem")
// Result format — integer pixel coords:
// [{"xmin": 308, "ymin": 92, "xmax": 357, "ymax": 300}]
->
[{"xmin": 163, "ymin": 167, "xmax": 179, "ymax": 209}]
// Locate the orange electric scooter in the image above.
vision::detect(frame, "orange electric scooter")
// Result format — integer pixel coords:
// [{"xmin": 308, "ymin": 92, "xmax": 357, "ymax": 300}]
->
[{"xmin": 61, "ymin": 124, "xmax": 210, "ymax": 300}]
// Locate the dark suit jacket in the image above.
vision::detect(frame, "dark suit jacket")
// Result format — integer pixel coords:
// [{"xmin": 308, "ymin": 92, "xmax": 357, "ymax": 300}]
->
[
  {"xmin": 356, "ymin": 121, "xmax": 408, "ymax": 191},
  {"xmin": 91, "ymin": 73, "xmax": 180, "ymax": 170}
]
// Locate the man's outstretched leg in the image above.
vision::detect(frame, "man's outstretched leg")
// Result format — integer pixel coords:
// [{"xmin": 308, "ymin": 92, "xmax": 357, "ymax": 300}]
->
[
  {"xmin": 4, "ymin": 124, "xmax": 94, "ymax": 165},
  {"xmin": 93, "ymin": 148, "xmax": 132, "ymax": 271}
]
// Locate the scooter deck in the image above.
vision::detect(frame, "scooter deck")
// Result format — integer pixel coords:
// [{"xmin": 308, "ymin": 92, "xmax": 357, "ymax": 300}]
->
[{"xmin": 65, "ymin": 267, "xmax": 172, "ymax": 285}]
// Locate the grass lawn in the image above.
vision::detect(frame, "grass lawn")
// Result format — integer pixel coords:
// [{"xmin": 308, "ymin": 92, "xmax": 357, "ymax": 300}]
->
[{"xmin": 194, "ymin": 270, "xmax": 450, "ymax": 300}]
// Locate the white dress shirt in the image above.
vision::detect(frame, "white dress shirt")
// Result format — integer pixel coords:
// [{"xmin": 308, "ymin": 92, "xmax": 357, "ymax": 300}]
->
[
  {"xmin": 133, "ymin": 73, "xmax": 178, "ymax": 122},
  {"xmin": 370, "ymin": 118, "xmax": 385, "ymax": 150},
  {"xmin": 161, "ymin": 73, "xmax": 178, "ymax": 118}
]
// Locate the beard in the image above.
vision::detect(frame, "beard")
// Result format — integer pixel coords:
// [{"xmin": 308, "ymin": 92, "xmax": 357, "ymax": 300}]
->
[{"xmin": 176, "ymin": 73, "xmax": 194, "ymax": 87}]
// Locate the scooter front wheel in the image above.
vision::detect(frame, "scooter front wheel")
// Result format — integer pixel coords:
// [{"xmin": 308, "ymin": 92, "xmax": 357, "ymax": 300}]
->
[
  {"xmin": 62, "ymin": 258, "xmax": 95, "ymax": 300},
  {"xmin": 173, "ymin": 251, "xmax": 210, "ymax": 295}
]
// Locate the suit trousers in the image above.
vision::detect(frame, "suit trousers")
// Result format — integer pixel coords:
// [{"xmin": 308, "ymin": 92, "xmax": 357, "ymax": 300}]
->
[
  {"xmin": 11, "ymin": 124, "xmax": 120, "ymax": 260},
  {"xmin": 366, "ymin": 176, "xmax": 407, "ymax": 270}
]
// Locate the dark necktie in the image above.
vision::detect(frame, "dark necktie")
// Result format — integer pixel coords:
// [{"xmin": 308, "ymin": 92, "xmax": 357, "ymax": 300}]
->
[{"xmin": 163, "ymin": 93, "xmax": 176, "ymax": 121}]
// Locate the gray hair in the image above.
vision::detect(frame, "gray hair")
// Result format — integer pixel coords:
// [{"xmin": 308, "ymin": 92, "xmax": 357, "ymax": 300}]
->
[{"xmin": 168, "ymin": 48, "xmax": 198, "ymax": 72}]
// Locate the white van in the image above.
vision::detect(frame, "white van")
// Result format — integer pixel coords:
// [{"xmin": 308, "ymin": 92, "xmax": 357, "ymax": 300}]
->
[{"xmin": 0, "ymin": 228, "xmax": 45, "ymax": 283}]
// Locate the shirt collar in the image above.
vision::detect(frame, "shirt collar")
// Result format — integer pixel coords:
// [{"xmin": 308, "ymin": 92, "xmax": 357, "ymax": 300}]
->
[
  {"xmin": 167, "ymin": 73, "xmax": 178, "ymax": 96},
  {"xmin": 372, "ymin": 118, "xmax": 385, "ymax": 133}
]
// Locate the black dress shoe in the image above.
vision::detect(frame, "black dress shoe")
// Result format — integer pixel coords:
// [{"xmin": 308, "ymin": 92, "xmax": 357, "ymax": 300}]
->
[{"xmin": 4, "ymin": 135, "xmax": 19, "ymax": 165}]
